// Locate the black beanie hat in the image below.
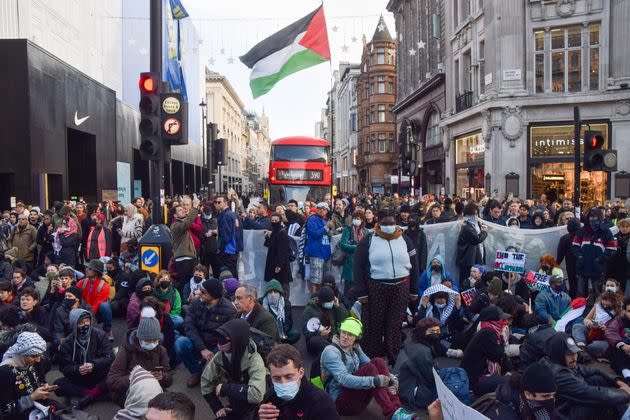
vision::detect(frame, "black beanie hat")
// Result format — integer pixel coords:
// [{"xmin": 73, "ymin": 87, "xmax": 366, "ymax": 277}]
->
[
  {"xmin": 202, "ymin": 277, "xmax": 223, "ymax": 299},
  {"xmin": 521, "ymin": 362, "xmax": 557, "ymax": 394},
  {"xmin": 317, "ymin": 286, "xmax": 335, "ymax": 303},
  {"xmin": 66, "ymin": 286, "xmax": 83, "ymax": 301}
]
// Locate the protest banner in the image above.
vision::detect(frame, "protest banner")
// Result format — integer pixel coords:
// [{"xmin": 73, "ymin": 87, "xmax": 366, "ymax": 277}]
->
[
  {"xmin": 524, "ymin": 270, "xmax": 550, "ymax": 291},
  {"xmin": 494, "ymin": 250, "xmax": 526, "ymax": 273},
  {"xmin": 432, "ymin": 368, "xmax": 488, "ymax": 420},
  {"xmin": 461, "ymin": 288, "xmax": 477, "ymax": 307}
]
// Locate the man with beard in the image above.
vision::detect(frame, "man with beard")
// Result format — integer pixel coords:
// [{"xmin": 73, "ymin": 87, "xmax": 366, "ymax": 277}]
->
[{"xmin": 545, "ymin": 332, "xmax": 630, "ymax": 418}]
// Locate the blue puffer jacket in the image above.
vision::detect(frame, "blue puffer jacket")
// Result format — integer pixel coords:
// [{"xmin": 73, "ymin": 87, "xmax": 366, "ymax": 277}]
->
[
  {"xmin": 304, "ymin": 215, "xmax": 331, "ymax": 260},
  {"xmin": 320, "ymin": 336, "xmax": 373, "ymax": 401},
  {"xmin": 418, "ymin": 254, "xmax": 456, "ymax": 296},
  {"xmin": 217, "ymin": 209, "xmax": 243, "ymax": 255}
]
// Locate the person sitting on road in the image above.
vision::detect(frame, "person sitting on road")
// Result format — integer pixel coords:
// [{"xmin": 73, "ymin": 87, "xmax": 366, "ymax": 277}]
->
[
  {"xmin": 146, "ymin": 391, "xmax": 196, "ymax": 420},
  {"xmin": 257, "ymin": 344, "xmax": 339, "ymax": 420},
  {"xmin": 76, "ymin": 259, "xmax": 113, "ymax": 340},
  {"xmin": 107, "ymin": 316, "xmax": 172, "ymax": 407},
  {"xmin": 320, "ymin": 317, "xmax": 418, "ymax": 420},
  {"xmin": 259, "ymin": 279, "xmax": 300, "ymax": 344},
  {"xmin": 417, "ymin": 255, "xmax": 456, "ymax": 297},
  {"xmin": 0, "ymin": 280, "xmax": 16, "ymax": 306},
  {"xmin": 234, "ymin": 284, "xmax": 280, "ymax": 342},
  {"xmin": 153, "ymin": 270, "xmax": 183, "ymax": 329},
  {"xmin": 535, "ymin": 275, "xmax": 571, "ymax": 327},
  {"xmin": 201, "ymin": 318, "xmax": 266, "ymax": 420},
  {"xmin": 302, "ymin": 286, "xmax": 349, "ymax": 357},
  {"xmin": 572, "ymin": 290, "xmax": 619, "ymax": 359},
  {"xmin": 106, "ymin": 258, "xmax": 135, "ymax": 318},
  {"xmin": 182, "ymin": 264, "xmax": 208, "ymax": 305},
  {"xmin": 55, "ymin": 308, "xmax": 114, "ymax": 407},
  {"xmin": 176, "ymin": 277, "xmax": 237, "ymax": 388},
  {"xmin": 51, "ymin": 285, "xmax": 93, "ymax": 349},
  {"xmin": 127, "ymin": 273, "xmax": 154, "ymax": 329},
  {"xmin": 129, "ymin": 298, "xmax": 177, "ymax": 364}
]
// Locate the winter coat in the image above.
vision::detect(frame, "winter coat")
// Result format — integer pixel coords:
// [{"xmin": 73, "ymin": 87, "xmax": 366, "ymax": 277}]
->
[
  {"xmin": 418, "ymin": 254, "xmax": 456, "ymax": 296},
  {"xmin": 403, "ymin": 226, "xmax": 428, "ymax": 279},
  {"xmin": 244, "ymin": 303, "xmax": 280, "ymax": 342},
  {"xmin": 107, "ymin": 337, "xmax": 172, "ymax": 404},
  {"xmin": 9, "ymin": 224, "xmax": 37, "ymax": 262},
  {"xmin": 320, "ymin": 336, "xmax": 372, "ymax": 401},
  {"xmin": 58, "ymin": 309, "xmax": 114, "ymax": 386},
  {"xmin": 330, "ymin": 212, "xmax": 351, "ymax": 232},
  {"xmin": 605, "ymin": 315, "xmax": 630, "ymax": 348},
  {"xmin": 571, "ymin": 208, "xmax": 617, "ymax": 278},
  {"xmin": 36, "ymin": 224, "xmax": 54, "ymax": 261},
  {"xmin": 76, "ymin": 276, "xmax": 110, "ymax": 315},
  {"xmin": 338, "ymin": 226, "xmax": 368, "ymax": 283},
  {"xmin": 84, "ymin": 225, "xmax": 112, "ymax": 260},
  {"xmin": 608, "ymin": 231, "xmax": 630, "ymax": 281},
  {"xmin": 217, "ymin": 209, "xmax": 243, "ymax": 255},
  {"xmin": 264, "ymin": 226, "xmax": 292, "ymax": 284},
  {"xmin": 534, "ymin": 287, "xmax": 571, "ymax": 324},
  {"xmin": 184, "ymin": 297, "xmax": 237, "ymax": 353},
  {"xmin": 256, "ymin": 377, "xmax": 339, "ymax": 420},
  {"xmin": 52, "ymin": 302, "xmax": 93, "ymax": 346},
  {"xmin": 304, "ymin": 215, "xmax": 331, "ymax": 260},
  {"xmin": 461, "ymin": 328, "xmax": 511, "ymax": 389},
  {"xmin": 171, "ymin": 209, "xmax": 198, "ymax": 259},
  {"xmin": 243, "ymin": 215, "xmax": 273, "ymax": 230},
  {"xmin": 456, "ymin": 220, "xmax": 487, "ymax": 268},
  {"xmin": 0, "ymin": 362, "xmax": 45, "ymax": 420},
  {"xmin": 557, "ymin": 220, "xmax": 580, "ymax": 283},
  {"xmin": 110, "ymin": 268, "xmax": 134, "ymax": 305},
  {"xmin": 55, "ymin": 231, "xmax": 79, "ymax": 267},
  {"xmin": 20, "ymin": 305, "xmax": 51, "ymax": 341},
  {"xmin": 398, "ymin": 342, "xmax": 438, "ymax": 409},
  {"xmin": 301, "ymin": 297, "xmax": 349, "ymax": 340}
]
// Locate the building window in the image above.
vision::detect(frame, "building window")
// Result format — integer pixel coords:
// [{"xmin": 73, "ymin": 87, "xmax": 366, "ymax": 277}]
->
[
  {"xmin": 388, "ymin": 77, "xmax": 394, "ymax": 93},
  {"xmin": 479, "ymin": 41, "xmax": 485, "ymax": 94},
  {"xmin": 351, "ymin": 113, "xmax": 357, "ymax": 132},
  {"xmin": 371, "ymin": 80, "xmax": 376, "ymax": 95},
  {"xmin": 371, "ymin": 107, "xmax": 376, "ymax": 123},
  {"xmin": 536, "ymin": 24, "xmax": 599, "ymax": 93},
  {"xmin": 365, "ymin": 110, "xmax": 370, "ymax": 127},
  {"xmin": 378, "ymin": 105, "xmax": 386, "ymax": 123},
  {"xmin": 377, "ymin": 76, "xmax": 386, "ymax": 93},
  {"xmin": 426, "ymin": 111, "xmax": 441, "ymax": 147},
  {"xmin": 378, "ymin": 134, "xmax": 386, "ymax": 153},
  {"xmin": 377, "ymin": 47, "xmax": 385, "ymax": 64}
]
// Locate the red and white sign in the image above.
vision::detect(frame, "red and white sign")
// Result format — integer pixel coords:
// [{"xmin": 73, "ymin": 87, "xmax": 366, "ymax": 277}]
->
[{"xmin": 163, "ymin": 118, "xmax": 181, "ymax": 135}]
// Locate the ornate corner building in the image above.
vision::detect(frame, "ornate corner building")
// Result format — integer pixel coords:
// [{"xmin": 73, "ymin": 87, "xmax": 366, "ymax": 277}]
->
[{"xmin": 356, "ymin": 16, "xmax": 399, "ymax": 194}]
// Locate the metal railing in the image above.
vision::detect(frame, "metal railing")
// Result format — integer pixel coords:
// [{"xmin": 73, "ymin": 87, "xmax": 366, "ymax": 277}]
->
[{"xmin": 456, "ymin": 91, "xmax": 473, "ymax": 113}]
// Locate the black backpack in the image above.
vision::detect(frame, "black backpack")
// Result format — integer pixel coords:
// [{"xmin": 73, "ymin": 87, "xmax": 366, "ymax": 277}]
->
[
  {"xmin": 288, "ymin": 236, "xmax": 298, "ymax": 262},
  {"xmin": 471, "ymin": 392, "xmax": 519, "ymax": 420},
  {"xmin": 250, "ymin": 327, "xmax": 277, "ymax": 365}
]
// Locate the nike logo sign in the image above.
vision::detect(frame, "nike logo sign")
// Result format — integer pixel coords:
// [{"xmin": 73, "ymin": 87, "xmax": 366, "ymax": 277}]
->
[{"xmin": 74, "ymin": 111, "xmax": 90, "ymax": 126}]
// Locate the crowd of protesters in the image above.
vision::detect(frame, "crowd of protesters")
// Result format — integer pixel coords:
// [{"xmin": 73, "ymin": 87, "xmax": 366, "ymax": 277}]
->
[{"xmin": 0, "ymin": 189, "xmax": 630, "ymax": 419}]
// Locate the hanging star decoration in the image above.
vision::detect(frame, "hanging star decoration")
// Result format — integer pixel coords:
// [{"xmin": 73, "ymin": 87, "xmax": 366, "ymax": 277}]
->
[
  {"xmin": 208, "ymin": 57, "xmax": 215, "ymax": 66},
  {"xmin": 139, "ymin": 47, "xmax": 148, "ymax": 56},
  {"xmin": 220, "ymin": 48, "xmax": 225, "ymax": 55},
  {"xmin": 417, "ymin": 40, "xmax": 426, "ymax": 49},
  {"xmin": 128, "ymin": 38, "xmax": 136, "ymax": 46},
  {"xmin": 377, "ymin": 22, "xmax": 386, "ymax": 32},
  {"xmin": 332, "ymin": 25, "xmax": 338, "ymax": 32},
  {"xmin": 351, "ymin": 36, "xmax": 358, "ymax": 43},
  {"xmin": 342, "ymin": 45, "xmax": 349, "ymax": 53},
  {"xmin": 408, "ymin": 48, "xmax": 417, "ymax": 56},
  {"xmin": 227, "ymin": 56, "xmax": 234, "ymax": 64}
]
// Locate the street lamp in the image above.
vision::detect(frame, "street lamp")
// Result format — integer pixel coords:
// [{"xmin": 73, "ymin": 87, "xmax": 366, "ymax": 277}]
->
[{"xmin": 199, "ymin": 98, "xmax": 207, "ymax": 191}]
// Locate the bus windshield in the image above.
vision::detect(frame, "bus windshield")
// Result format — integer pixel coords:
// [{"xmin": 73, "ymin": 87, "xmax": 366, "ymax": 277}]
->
[
  {"xmin": 269, "ymin": 185, "xmax": 330, "ymax": 205},
  {"xmin": 272, "ymin": 145, "xmax": 328, "ymax": 163}
]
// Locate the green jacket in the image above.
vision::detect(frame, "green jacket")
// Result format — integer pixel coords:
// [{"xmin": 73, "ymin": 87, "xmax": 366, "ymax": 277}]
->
[
  {"xmin": 154, "ymin": 286, "xmax": 182, "ymax": 317},
  {"xmin": 171, "ymin": 209, "xmax": 197, "ymax": 258},
  {"xmin": 339, "ymin": 226, "xmax": 369, "ymax": 283},
  {"xmin": 200, "ymin": 339, "xmax": 266, "ymax": 404},
  {"xmin": 247, "ymin": 303, "xmax": 280, "ymax": 342},
  {"xmin": 301, "ymin": 297, "xmax": 349, "ymax": 339}
]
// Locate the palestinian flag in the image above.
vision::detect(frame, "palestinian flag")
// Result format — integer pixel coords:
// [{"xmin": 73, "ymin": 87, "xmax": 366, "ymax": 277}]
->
[
  {"xmin": 239, "ymin": 6, "xmax": 330, "ymax": 98},
  {"xmin": 553, "ymin": 297, "xmax": 587, "ymax": 332}
]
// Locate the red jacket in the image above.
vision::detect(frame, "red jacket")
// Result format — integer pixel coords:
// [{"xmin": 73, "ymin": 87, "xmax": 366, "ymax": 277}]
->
[
  {"xmin": 76, "ymin": 276, "xmax": 110, "ymax": 314},
  {"xmin": 190, "ymin": 215, "xmax": 202, "ymax": 251}
]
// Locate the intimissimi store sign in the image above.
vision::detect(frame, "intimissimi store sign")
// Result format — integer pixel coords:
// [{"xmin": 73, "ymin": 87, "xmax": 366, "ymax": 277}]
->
[{"xmin": 530, "ymin": 123, "xmax": 609, "ymax": 158}]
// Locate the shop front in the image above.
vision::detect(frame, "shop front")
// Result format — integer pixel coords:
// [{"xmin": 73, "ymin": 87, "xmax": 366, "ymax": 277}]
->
[
  {"xmin": 528, "ymin": 121, "xmax": 610, "ymax": 207},
  {"xmin": 455, "ymin": 132, "xmax": 485, "ymax": 200}
]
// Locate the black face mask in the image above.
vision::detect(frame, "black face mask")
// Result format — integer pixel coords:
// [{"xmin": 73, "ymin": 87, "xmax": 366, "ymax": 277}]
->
[
  {"xmin": 78, "ymin": 324, "xmax": 90, "ymax": 337},
  {"xmin": 159, "ymin": 280, "xmax": 170, "ymax": 289},
  {"xmin": 426, "ymin": 333, "xmax": 441, "ymax": 342},
  {"xmin": 139, "ymin": 289, "xmax": 153, "ymax": 298},
  {"xmin": 271, "ymin": 221, "xmax": 281, "ymax": 229},
  {"xmin": 63, "ymin": 298, "xmax": 76, "ymax": 310},
  {"xmin": 193, "ymin": 275, "xmax": 203, "ymax": 284},
  {"xmin": 541, "ymin": 264, "xmax": 551, "ymax": 272},
  {"xmin": 432, "ymin": 265, "xmax": 441, "ymax": 272}
]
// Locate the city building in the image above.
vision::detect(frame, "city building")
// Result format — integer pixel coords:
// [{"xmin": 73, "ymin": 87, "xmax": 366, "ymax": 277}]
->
[
  {"xmin": 314, "ymin": 108, "xmax": 329, "ymax": 140},
  {"xmin": 440, "ymin": 0, "xmax": 630, "ymax": 205},
  {"xmin": 205, "ymin": 69, "xmax": 246, "ymax": 194},
  {"xmin": 356, "ymin": 16, "xmax": 398, "ymax": 194},
  {"xmin": 334, "ymin": 63, "xmax": 361, "ymax": 193},
  {"xmin": 0, "ymin": 0, "xmax": 206, "ymax": 207},
  {"xmin": 243, "ymin": 110, "xmax": 271, "ymax": 194},
  {"xmin": 387, "ymin": 0, "xmax": 446, "ymax": 196}
]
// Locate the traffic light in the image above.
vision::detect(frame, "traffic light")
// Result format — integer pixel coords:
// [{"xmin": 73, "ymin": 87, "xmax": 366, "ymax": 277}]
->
[
  {"xmin": 139, "ymin": 72, "xmax": 162, "ymax": 160},
  {"xmin": 584, "ymin": 130, "xmax": 617, "ymax": 171},
  {"xmin": 214, "ymin": 138, "xmax": 226, "ymax": 167}
]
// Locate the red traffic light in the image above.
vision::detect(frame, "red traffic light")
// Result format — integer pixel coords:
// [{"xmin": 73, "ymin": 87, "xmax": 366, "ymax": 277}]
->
[
  {"xmin": 585, "ymin": 131, "xmax": 604, "ymax": 150},
  {"xmin": 139, "ymin": 73, "xmax": 159, "ymax": 94}
]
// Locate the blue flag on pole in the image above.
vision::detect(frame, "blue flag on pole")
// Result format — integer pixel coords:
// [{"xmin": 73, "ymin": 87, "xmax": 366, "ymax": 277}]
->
[{"xmin": 169, "ymin": 0, "xmax": 189, "ymax": 19}]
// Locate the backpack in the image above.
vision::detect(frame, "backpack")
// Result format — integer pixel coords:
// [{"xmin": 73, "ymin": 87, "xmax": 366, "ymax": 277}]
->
[
  {"xmin": 438, "ymin": 367, "xmax": 472, "ymax": 405},
  {"xmin": 250, "ymin": 327, "xmax": 277, "ymax": 366},
  {"xmin": 470, "ymin": 392, "xmax": 518, "ymax": 420},
  {"xmin": 288, "ymin": 236, "xmax": 298, "ymax": 262},
  {"xmin": 310, "ymin": 343, "xmax": 345, "ymax": 390}
]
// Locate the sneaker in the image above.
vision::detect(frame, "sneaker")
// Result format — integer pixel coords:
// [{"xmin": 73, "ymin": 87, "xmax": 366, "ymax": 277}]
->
[
  {"xmin": 187, "ymin": 372, "xmax": 201, "ymax": 388},
  {"xmin": 391, "ymin": 407, "xmax": 419, "ymax": 420}
]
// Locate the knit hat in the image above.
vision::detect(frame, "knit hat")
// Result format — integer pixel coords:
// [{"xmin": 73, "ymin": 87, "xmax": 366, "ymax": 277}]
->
[
  {"xmin": 6, "ymin": 332, "xmax": 46, "ymax": 356},
  {"xmin": 473, "ymin": 264, "xmax": 486, "ymax": 274},
  {"xmin": 488, "ymin": 277, "xmax": 503, "ymax": 295},
  {"xmin": 202, "ymin": 277, "xmax": 223, "ymax": 299},
  {"xmin": 86, "ymin": 259, "xmax": 104, "ymax": 274},
  {"xmin": 521, "ymin": 362, "xmax": 557, "ymax": 394},
  {"xmin": 4, "ymin": 247, "xmax": 18, "ymax": 260},
  {"xmin": 478, "ymin": 305, "xmax": 511, "ymax": 322},
  {"xmin": 315, "ymin": 202, "xmax": 329, "ymax": 211},
  {"xmin": 65, "ymin": 286, "xmax": 83, "ymax": 301},
  {"xmin": 317, "ymin": 286, "xmax": 335, "ymax": 303},
  {"xmin": 218, "ymin": 269, "xmax": 233, "ymax": 282},
  {"xmin": 137, "ymin": 316, "xmax": 161, "ymax": 341},
  {"xmin": 223, "ymin": 278, "xmax": 240, "ymax": 295},
  {"xmin": 30, "ymin": 207, "xmax": 40, "ymax": 214},
  {"xmin": 264, "ymin": 279, "xmax": 284, "ymax": 296}
]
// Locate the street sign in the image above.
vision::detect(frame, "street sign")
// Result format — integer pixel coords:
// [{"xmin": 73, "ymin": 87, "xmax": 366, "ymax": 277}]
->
[
  {"xmin": 140, "ymin": 245, "xmax": 161, "ymax": 274},
  {"xmin": 163, "ymin": 118, "xmax": 181, "ymax": 135},
  {"xmin": 162, "ymin": 96, "xmax": 181, "ymax": 114}
]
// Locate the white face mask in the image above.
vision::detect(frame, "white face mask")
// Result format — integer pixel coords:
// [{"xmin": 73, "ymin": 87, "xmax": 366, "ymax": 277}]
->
[
  {"xmin": 140, "ymin": 340, "xmax": 159, "ymax": 351},
  {"xmin": 352, "ymin": 219, "xmax": 361, "ymax": 227},
  {"xmin": 605, "ymin": 286, "xmax": 617, "ymax": 293},
  {"xmin": 380, "ymin": 225, "xmax": 396, "ymax": 234}
]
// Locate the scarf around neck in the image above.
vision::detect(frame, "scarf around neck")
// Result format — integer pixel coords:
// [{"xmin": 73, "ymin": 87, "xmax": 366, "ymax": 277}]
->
[
  {"xmin": 480, "ymin": 320, "xmax": 508, "ymax": 343},
  {"xmin": 262, "ymin": 295, "xmax": 285, "ymax": 322}
]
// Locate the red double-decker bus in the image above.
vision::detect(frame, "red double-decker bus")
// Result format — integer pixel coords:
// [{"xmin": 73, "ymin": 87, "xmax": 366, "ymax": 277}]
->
[{"xmin": 268, "ymin": 136, "xmax": 332, "ymax": 205}]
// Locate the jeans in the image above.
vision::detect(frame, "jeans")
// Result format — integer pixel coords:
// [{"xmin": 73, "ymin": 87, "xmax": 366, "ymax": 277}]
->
[
  {"xmin": 96, "ymin": 302, "xmax": 112, "ymax": 331},
  {"xmin": 571, "ymin": 323, "xmax": 609, "ymax": 358},
  {"xmin": 219, "ymin": 252, "xmax": 239, "ymax": 280},
  {"xmin": 174, "ymin": 336, "xmax": 202, "ymax": 374},
  {"xmin": 171, "ymin": 315, "xmax": 184, "ymax": 330}
]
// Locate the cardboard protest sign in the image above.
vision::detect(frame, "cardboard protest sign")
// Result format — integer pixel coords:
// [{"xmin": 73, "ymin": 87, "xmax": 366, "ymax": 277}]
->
[
  {"xmin": 432, "ymin": 368, "xmax": 488, "ymax": 420},
  {"xmin": 495, "ymin": 250, "xmax": 526, "ymax": 273},
  {"xmin": 460, "ymin": 288, "xmax": 477, "ymax": 307},
  {"xmin": 524, "ymin": 270, "xmax": 550, "ymax": 291}
]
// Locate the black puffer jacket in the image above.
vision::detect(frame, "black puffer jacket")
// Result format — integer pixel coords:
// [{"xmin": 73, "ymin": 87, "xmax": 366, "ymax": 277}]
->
[
  {"xmin": 184, "ymin": 297, "xmax": 237, "ymax": 352},
  {"xmin": 545, "ymin": 333, "xmax": 630, "ymax": 416},
  {"xmin": 519, "ymin": 323, "xmax": 557, "ymax": 368}
]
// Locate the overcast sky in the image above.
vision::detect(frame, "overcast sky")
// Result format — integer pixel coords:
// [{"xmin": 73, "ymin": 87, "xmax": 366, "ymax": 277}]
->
[{"xmin": 185, "ymin": 0, "xmax": 395, "ymax": 139}]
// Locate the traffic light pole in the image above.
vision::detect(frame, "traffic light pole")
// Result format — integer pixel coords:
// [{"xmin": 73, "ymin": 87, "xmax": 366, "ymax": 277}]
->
[
  {"xmin": 573, "ymin": 106, "xmax": 581, "ymax": 215},
  {"xmin": 150, "ymin": 0, "xmax": 165, "ymax": 224}
]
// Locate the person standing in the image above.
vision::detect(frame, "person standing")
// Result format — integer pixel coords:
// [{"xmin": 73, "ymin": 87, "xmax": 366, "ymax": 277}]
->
[
  {"xmin": 304, "ymin": 203, "xmax": 333, "ymax": 295},
  {"xmin": 119, "ymin": 204, "xmax": 144, "ymax": 253},
  {"xmin": 10, "ymin": 213, "xmax": 37, "ymax": 273},
  {"xmin": 264, "ymin": 213, "xmax": 292, "ymax": 298},
  {"xmin": 84, "ymin": 212, "xmax": 112, "ymax": 261},
  {"xmin": 557, "ymin": 218, "xmax": 581, "ymax": 298},
  {"xmin": 338, "ymin": 211, "xmax": 368, "ymax": 299},
  {"xmin": 199, "ymin": 203, "xmax": 222, "ymax": 279},
  {"xmin": 171, "ymin": 195, "xmax": 201, "ymax": 294},
  {"xmin": 351, "ymin": 209, "xmax": 419, "ymax": 365},
  {"xmin": 456, "ymin": 203, "xmax": 488, "ymax": 286},
  {"xmin": 213, "ymin": 195, "xmax": 243, "ymax": 280}
]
